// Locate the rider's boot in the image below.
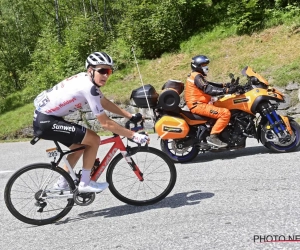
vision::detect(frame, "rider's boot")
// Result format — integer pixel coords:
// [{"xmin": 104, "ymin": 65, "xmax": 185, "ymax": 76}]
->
[{"xmin": 207, "ymin": 134, "xmax": 228, "ymax": 148}]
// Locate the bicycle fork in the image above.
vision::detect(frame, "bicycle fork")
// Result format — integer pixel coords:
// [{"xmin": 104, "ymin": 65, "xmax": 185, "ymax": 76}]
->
[
  {"xmin": 121, "ymin": 145, "xmax": 144, "ymax": 181},
  {"xmin": 121, "ymin": 150, "xmax": 144, "ymax": 181}
]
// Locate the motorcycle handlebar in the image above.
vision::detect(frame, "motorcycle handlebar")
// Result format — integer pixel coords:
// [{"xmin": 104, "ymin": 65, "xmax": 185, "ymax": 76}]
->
[
  {"xmin": 215, "ymin": 85, "xmax": 244, "ymax": 99},
  {"xmin": 236, "ymin": 85, "xmax": 245, "ymax": 94}
]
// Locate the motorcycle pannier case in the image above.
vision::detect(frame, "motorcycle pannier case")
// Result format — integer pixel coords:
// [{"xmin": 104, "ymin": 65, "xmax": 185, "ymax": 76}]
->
[
  {"xmin": 130, "ymin": 84, "xmax": 159, "ymax": 108},
  {"xmin": 158, "ymin": 80, "xmax": 184, "ymax": 111},
  {"xmin": 155, "ymin": 115, "xmax": 189, "ymax": 139}
]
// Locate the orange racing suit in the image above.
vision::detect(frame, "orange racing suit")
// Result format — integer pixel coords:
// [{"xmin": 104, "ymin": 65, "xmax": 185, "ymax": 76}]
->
[{"xmin": 184, "ymin": 72, "xmax": 230, "ymax": 134}]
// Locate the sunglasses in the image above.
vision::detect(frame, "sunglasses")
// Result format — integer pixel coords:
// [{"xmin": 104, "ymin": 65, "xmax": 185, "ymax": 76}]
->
[{"xmin": 93, "ymin": 68, "xmax": 113, "ymax": 75}]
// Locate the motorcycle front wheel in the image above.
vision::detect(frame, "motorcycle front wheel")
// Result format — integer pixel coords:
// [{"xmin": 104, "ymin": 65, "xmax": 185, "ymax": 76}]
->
[
  {"xmin": 261, "ymin": 120, "xmax": 300, "ymax": 152},
  {"xmin": 160, "ymin": 139, "xmax": 199, "ymax": 163}
]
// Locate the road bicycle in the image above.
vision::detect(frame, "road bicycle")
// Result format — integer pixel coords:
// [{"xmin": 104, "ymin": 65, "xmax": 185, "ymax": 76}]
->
[{"xmin": 4, "ymin": 121, "xmax": 177, "ymax": 226}]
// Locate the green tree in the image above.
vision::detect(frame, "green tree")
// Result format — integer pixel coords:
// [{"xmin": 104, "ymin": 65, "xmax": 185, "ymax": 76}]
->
[
  {"xmin": 0, "ymin": 0, "xmax": 42, "ymax": 97},
  {"xmin": 227, "ymin": 0, "xmax": 266, "ymax": 34}
]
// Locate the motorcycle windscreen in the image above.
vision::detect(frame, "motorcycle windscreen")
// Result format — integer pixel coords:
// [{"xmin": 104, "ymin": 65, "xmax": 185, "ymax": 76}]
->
[
  {"xmin": 241, "ymin": 66, "xmax": 269, "ymax": 85},
  {"xmin": 155, "ymin": 115, "xmax": 189, "ymax": 139}
]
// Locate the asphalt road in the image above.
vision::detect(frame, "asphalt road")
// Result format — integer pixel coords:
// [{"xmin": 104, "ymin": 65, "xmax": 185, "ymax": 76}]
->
[{"xmin": 1, "ymin": 134, "xmax": 300, "ymax": 250}]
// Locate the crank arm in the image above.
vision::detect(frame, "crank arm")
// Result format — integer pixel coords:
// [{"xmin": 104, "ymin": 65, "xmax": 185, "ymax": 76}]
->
[{"xmin": 43, "ymin": 191, "xmax": 74, "ymax": 200}]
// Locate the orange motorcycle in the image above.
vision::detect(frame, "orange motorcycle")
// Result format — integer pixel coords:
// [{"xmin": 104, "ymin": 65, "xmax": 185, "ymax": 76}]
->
[{"xmin": 130, "ymin": 66, "xmax": 300, "ymax": 163}]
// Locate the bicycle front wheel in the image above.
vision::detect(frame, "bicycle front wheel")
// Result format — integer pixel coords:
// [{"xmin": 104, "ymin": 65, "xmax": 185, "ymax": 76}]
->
[
  {"xmin": 4, "ymin": 163, "xmax": 75, "ymax": 226},
  {"xmin": 106, "ymin": 146, "xmax": 177, "ymax": 206}
]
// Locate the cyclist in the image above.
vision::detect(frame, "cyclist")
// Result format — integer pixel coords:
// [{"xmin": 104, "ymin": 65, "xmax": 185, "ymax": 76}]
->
[
  {"xmin": 33, "ymin": 51, "xmax": 149, "ymax": 193},
  {"xmin": 184, "ymin": 55, "xmax": 237, "ymax": 148}
]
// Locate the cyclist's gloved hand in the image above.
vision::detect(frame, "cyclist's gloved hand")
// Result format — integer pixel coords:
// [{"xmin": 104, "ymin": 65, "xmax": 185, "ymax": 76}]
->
[
  {"xmin": 132, "ymin": 132, "xmax": 149, "ymax": 144},
  {"xmin": 130, "ymin": 113, "xmax": 143, "ymax": 123}
]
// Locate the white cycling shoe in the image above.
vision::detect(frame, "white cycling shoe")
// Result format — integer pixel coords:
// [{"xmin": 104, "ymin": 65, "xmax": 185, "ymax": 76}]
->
[
  {"xmin": 78, "ymin": 181, "xmax": 109, "ymax": 193},
  {"xmin": 53, "ymin": 180, "xmax": 69, "ymax": 191}
]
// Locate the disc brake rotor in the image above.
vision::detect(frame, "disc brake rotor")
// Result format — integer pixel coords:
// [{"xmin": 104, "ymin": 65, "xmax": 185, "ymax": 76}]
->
[
  {"xmin": 265, "ymin": 129, "xmax": 296, "ymax": 146},
  {"xmin": 170, "ymin": 140, "xmax": 190, "ymax": 154}
]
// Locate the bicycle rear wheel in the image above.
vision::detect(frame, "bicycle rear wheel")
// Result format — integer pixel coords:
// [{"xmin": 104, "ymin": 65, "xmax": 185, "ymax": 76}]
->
[
  {"xmin": 106, "ymin": 146, "xmax": 177, "ymax": 206},
  {"xmin": 4, "ymin": 163, "xmax": 75, "ymax": 226}
]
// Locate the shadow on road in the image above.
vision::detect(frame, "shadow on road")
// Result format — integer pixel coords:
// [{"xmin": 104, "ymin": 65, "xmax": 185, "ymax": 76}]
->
[
  {"xmin": 55, "ymin": 190, "xmax": 214, "ymax": 225},
  {"xmin": 187, "ymin": 145, "xmax": 271, "ymax": 164}
]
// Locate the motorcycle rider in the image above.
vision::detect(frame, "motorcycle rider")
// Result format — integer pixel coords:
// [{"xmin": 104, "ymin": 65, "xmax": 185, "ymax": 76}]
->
[{"xmin": 184, "ymin": 55, "xmax": 237, "ymax": 148}]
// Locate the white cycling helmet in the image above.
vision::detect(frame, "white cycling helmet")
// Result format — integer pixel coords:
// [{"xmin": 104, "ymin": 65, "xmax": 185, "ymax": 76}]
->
[{"xmin": 85, "ymin": 52, "xmax": 114, "ymax": 69}]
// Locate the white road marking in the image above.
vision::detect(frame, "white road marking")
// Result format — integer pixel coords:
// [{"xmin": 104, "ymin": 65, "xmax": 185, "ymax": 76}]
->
[{"xmin": 0, "ymin": 170, "xmax": 14, "ymax": 174}]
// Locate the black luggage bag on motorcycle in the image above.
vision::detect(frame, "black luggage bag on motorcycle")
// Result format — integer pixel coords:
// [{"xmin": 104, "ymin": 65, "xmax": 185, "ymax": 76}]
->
[{"xmin": 130, "ymin": 80, "xmax": 190, "ymax": 140}]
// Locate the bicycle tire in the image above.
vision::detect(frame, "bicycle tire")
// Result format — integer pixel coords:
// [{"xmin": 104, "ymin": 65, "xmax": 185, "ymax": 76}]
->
[
  {"xmin": 106, "ymin": 146, "xmax": 177, "ymax": 206},
  {"xmin": 4, "ymin": 163, "xmax": 75, "ymax": 226}
]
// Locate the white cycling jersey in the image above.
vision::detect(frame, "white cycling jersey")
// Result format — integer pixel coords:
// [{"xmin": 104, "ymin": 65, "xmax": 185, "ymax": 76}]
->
[{"xmin": 34, "ymin": 72, "xmax": 105, "ymax": 117}]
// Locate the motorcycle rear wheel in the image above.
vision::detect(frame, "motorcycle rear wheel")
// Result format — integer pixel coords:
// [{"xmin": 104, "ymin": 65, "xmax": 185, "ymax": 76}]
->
[
  {"xmin": 160, "ymin": 139, "xmax": 199, "ymax": 163},
  {"xmin": 262, "ymin": 120, "xmax": 300, "ymax": 152}
]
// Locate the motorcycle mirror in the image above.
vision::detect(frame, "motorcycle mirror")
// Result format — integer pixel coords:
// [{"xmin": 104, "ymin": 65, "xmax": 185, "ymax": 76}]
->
[
  {"xmin": 229, "ymin": 73, "xmax": 234, "ymax": 79},
  {"xmin": 251, "ymin": 77, "xmax": 258, "ymax": 85}
]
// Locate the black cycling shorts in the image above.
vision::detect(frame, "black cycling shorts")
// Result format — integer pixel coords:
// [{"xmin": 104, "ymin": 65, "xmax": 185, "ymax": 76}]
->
[{"xmin": 33, "ymin": 110, "xmax": 87, "ymax": 147}]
